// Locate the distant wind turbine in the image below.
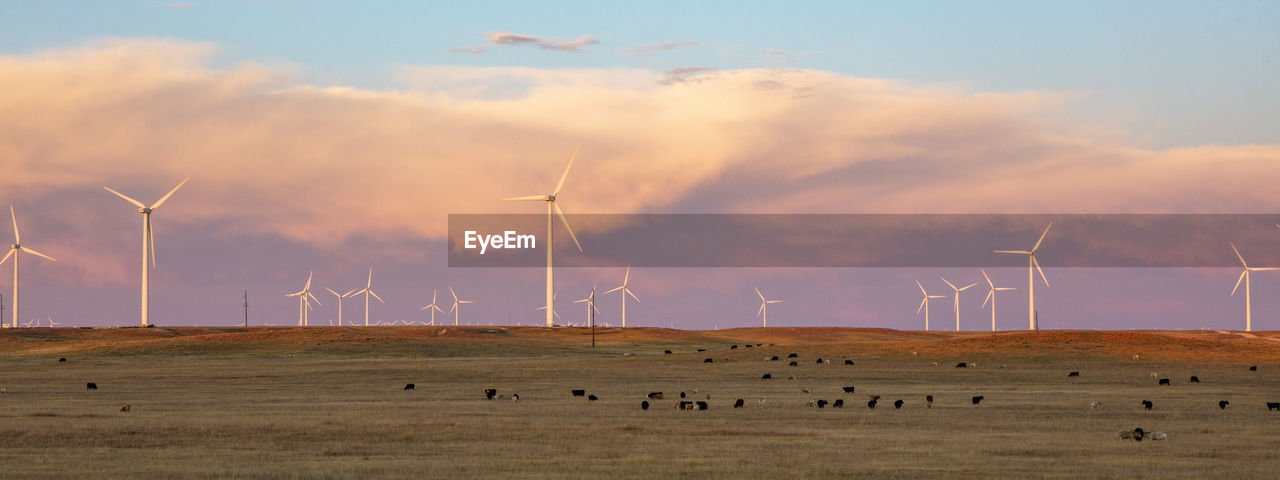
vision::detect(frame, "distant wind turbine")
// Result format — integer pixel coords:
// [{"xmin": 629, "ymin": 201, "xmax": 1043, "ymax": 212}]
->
[
  {"xmin": 419, "ymin": 289, "xmax": 445, "ymax": 326},
  {"xmin": 940, "ymin": 276, "xmax": 978, "ymax": 331},
  {"xmin": 503, "ymin": 145, "xmax": 583, "ymax": 328},
  {"xmin": 1230, "ymin": 243, "xmax": 1276, "ymax": 332},
  {"xmin": 980, "ymin": 269, "xmax": 1016, "ymax": 332},
  {"xmin": 755, "ymin": 288, "xmax": 781, "ymax": 327},
  {"xmin": 447, "ymin": 286, "xmax": 473, "ymax": 326},
  {"xmin": 104, "ymin": 177, "xmax": 189, "ymax": 327},
  {"xmin": 326, "ymin": 287, "xmax": 357, "ymax": 326},
  {"xmin": 573, "ymin": 285, "xmax": 600, "ymax": 327},
  {"xmin": 285, "ymin": 271, "xmax": 321, "ymax": 326},
  {"xmin": 994, "ymin": 221, "xmax": 1053, "ymax": 330},
  {"xmin": 604, "ymin": 266, "xmax": 639, "ymax": 327},
  {"xmin": 350, "ymin": 267, "xmax": 383, "ymax": 326},
  {"xmin": 46, "ymin": 317, "xmax": 59, "ymax": 328},
  {"xmin": 1, "ymin": 205, "xmax": 56, "ymax": 328},
  {"xmin": 915, "ymin": 280, "xmax": 945, "ymax": 331},
  {"xmin": 536, "ymin": 293, "xmax": 561, "ymax": 323}
]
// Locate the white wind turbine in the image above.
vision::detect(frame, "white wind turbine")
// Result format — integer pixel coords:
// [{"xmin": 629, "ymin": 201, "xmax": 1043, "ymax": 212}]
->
[
  {"xmin": 536, "ymin": 293, "xmax": 561, "ymax": 323},
  {"xmin": 285, "ymin": 271, "xmax": 321, "ymax": 326},
  {"xmin": 573, "ymin": 285, "xmax": 600, "ymax": 327},
  {"xmin": 755, "ymin": 288, "xmax": 781, "ymax": 327},
  {"xmin": 604, "ymin": 266, "xmax": 639, "ymax": 327},
  {"xmin": 1, "ymin": 205, "xmax": 56, "ymax": 329},
  {"xmin": 447, "ymin": 286, "xmax": 473, "ymax": 326},
  {"xmin": 350, "ymin": 267, "xmax": 383, "ymax": 326},
  {"xmin": 503, "ymin": 145, "xmax": 583, "ymax": 328},
  {"xmin": 104, "ymin": 178, "xmax": 189, "ymax": 327},
  {"xmin": 980, "ymin": 269, "xmax": 1016, "ymax": 332},
  {"xmin": 1230, "ymin": 243, "xmax": 1276, "ymax": 332},
  {"xmin": 419, "ymin": 289, "xmax": 445, "ymax": 326},
  {"xmin": 994, "ymin": 221, "xmax": 1053, "ymax": 330},
  {"xmin": 940, "ymin": 276, "xmax": 978, "ymax": 331},
  {"xmin": 915, "ymin": 280, "xmax": 946, "ymax": 331},
  {"xmin": 327, "ymin": 287, "xmax": 357, "ymax": 326}
]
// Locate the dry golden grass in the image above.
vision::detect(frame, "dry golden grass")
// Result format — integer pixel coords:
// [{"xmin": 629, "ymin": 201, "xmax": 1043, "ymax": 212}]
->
[{"xmin": 2, "ymin": 326, "xmax": 1279, "ymax": 479}]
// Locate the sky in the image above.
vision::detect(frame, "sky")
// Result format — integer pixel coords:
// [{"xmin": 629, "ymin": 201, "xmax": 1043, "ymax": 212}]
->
[{"xmin": 1, "ymin": 1, "xmax": 1278, "ymax": 330}]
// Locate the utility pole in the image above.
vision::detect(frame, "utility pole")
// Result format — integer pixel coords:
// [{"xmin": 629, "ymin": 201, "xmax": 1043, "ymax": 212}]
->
[
  {"xmin": 243, "ymin": 290, "xmax": 249, "ymax": 327},
  {"xmin": 0, "ymin": 293, "xmax": 5, "ymax": 328},
  {"xmin": 590, "ymin": 288, "xmax": 596, "ymax": 349}
]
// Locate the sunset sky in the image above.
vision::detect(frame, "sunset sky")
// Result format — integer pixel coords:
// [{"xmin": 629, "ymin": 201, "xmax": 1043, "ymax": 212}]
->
[{"xmin": 2, "ymin": 1, "xmax": 1278, "ymax": 330}]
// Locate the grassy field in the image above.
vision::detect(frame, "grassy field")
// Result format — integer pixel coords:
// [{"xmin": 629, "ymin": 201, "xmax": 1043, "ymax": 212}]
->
[{"xmin": 2, "ymin": 326, "xmax": 1280, "ymax": 479}]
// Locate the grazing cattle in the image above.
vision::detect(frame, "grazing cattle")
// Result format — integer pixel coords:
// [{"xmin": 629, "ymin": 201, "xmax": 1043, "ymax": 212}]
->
[
  {"xmin": 1132, "ymin": 354, "xmax": 1140, "ymax": 360},
  {"xmin": 807, "ymin": 400, "xmax": 817, "ymax": 407},
  {"xmin": 587, "ymin": 394, "xmax": 598, "ymax": 401},
  {"xmin": 704, "ymin": 358, "xmax": 714, "ymax": 363},
  {"xmin": 1132, "ymin": 427, "xmax": 1146, "ymax": 441},
  {"xmin": 1142, "ymin": 400, "xmax": 1154, "ymax": 410},
  {"xmin": 745, "ymin": 344, "xmax": 752, "ymax": 348},
  {"xmin": 485, "ymin": 388, "xmax": 497, "ymax": 400},
  {"xmin": 761, "ymin": 373, "xmax": 772, "ymax": 380},
  {"xmin": 844, "ymin": 360, "xmax": 854, "ymax": 365},
  {"xmin": 802, "ymin": 388, "xmax": 811, "ymax": 394},
  {"xmin": 1091, "ymin": 401, "xmax": 1102, "ymax": 410},
  {"xmin": 1149, "ymin": 372, "xmax": 1158, "ymax": 378},
  {"xmin": 1219, "ymin": 400, "xmax": 1230, "ymax": 410},
  {"xmin": 971, "ymin": 395, "xmax": 984, "ymax": 405},
  {"xmin": 734, "ymin": 398, "xmax": 745, "ymax": 408},
  {"xmin": 512, "ymin": 394, "xmax": 519, "ymax": 402},
  {"xmin": 86, "ymin": 382, "xmax": 98, "ymax": 390},
  {"xmin": 842, "ymin": 386, "xmax": 856, "ymax": 393},
  {"xmin": 1158, "ymin": 378, "xmax": 1170, "ymax": 386},
  {"xmin": 1149, "ymin": 431, "xmax": 1167, "ymax": 441},
  {"xmin": 731, "ymin": 345, "xmax": 738, "ymax": 349},
  {"xmin": 815, "ymin": 358, "xmax": 824, "ymax": 364},
  {"xmin": 664, "ymin": 350, "xmax": 672, "ymax": 354},
  {"xmin": 931, "ymin": 362, "xmax": 939, "ymax": 367},
  {"xmin": 789, "ymin": 361, "xmax": 798, "ymax": 367},
  {"xmin": 697, "ymin": 348, "xmax": 706, "ymax": 352},
  {"xmin": 1118, "ymin": 430, "xmax": 1135, "ymax": 440},
  {"xmin": 1068, "ymin": 371, "xmax": 1080, "ymax": 378},
  {"xmin": 404, "ymin": 383, "xmax": 415, "ymax": 391},
  {"xmin": 759, "ymin": 398, "xmax": 768, "ymax": 407},
  {"xmin": 572, "ymin": 389, "xmax": 586, "ymax": 397},
  {"xmin": 1266, "ymin": 402, "xmax": 1279, "ymax": 411},
  {"xmin": 120, "ymin": 404, "xmax": 131, "ymax": 412},
  {"xmin": 833, "ymin": 399, "xmax": 844, "ymax": 408},
  {"xmin": 956, "ymin": 362, "xmax": 968, "ymax": 368},
  {"xmin": 695, "ymin": 401, "xmax": 708, "ymax": 410},
  {"xmin": 788, "ymin": 353, "xmax": 798, "ymax": 358},
  {"xmin": 787, "ymin": 376, "xmax": 797, "ymax": 381},
  {"xmin": 894, "ymin": 399, "xmax": 904, "ymax": 409},
  {"xmin": 1190, "ymin": 376, "xmax": 1200, "ymax": 383},
  {"xmin": 1249, "ymin": 365, "xmax": 1258, "ymax": 372},
  {"xmin": 926, "ymin": 395, "xmax": 934, "ymax": 408},
  {"xmin": 867, "ymin": 399, "xmax": 877, "ymax": 409},
  {"xmin": 771, "ymin": 356, "xmax": 780, "ymax": 361},
  {"xmin": 869, "ymin": 395, "xmax": 881, "ymax": 401},
  {"xmin": 648, "ymin": 392, "xmax": 664, "ymax": 400},
  {"xmin": 677, "ymin": 401, "xmax": 694, "ymax": 410},
  {"xmin": 680, "ymin": 392, "xmax": 687, "ymax": 399},
  {"xmin": 757, "ymin": 344, "xmax": 763, "ymax": 347},
  {"xmin": 816, "ymin": 400, "xmax": 828, "ymax": 408},
  {"xmin": 641, "ymin": 401, "xmax": 649, "ymax": 410},
  {"xmin": 58, "ymin": 358, "xmax": 67, "ymax": 363}
]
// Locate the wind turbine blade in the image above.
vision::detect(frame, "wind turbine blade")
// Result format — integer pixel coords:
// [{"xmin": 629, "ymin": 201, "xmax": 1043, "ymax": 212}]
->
[
  {"xmin": 149, "ymin": 177, "xmax": 190, "ymax": 209},
  {"xmin": 756, "ymin": 288, "xmax": 765, "ymax": 301},
  {"xmin": 503, "ymin": 195, "xmax": 549, "ymax": 201},
  {"xmin": 940, "ymin": 277, "xmax": 957, "ymax": 290},
  {"xmin": 916, "ymin": 280, "xmax": 926, "ymax": 295},
  {"xmin": 0, "ymin": 248, "xmax": 13, "ymax": 266},
  {"xmin": 917, "ymin": 297, "xmax": 927, "ymax": 314},
  {"xmin": 366, "ymin": 267, "xmax": 373, "ymax": 288},
  {"xmin": 19, "ymin": 247, "xmax": 55, "ymax": 262},
  {"xmin": 993, "ymin": 250, "xmax": 1031, "ymax": 255},
  {"xmin": 1251, "ymin": 267, "xmax": 1280, "ymax": 271},
  {"xmin": 958, "ymin": 282, "xmax": 978, "ymax": 291},
  {"xmin": 604, "ymin": 286, "xmax": 624, "ymax": 294},
  {"xmin": 104, "ymin": 186, "xmax": 146, "ymax": 208},
  {"xmin": 9, "ymin": 205, "xmax": 18, "ymax": 244},
  {"xmin": 459, "ymin": 300, "xmax": 473, "ymax": 304},
  {"xmin": 326, "ymin": 288, "xmax": 339, "ymax": 297},
  {"xmin": 623, "ymin": 266, "xmax": 631, "ymax": 286},
  {"xmin": 147, "ymin": 214, "xmax": 156, "ymax": 267},
  {"xmin": 1230, "ymin": 243, "xmax": 1248, "ymax": 268},
  {"xmin": 982, "ymin": 290, "xmax": 993, "ymax": 308},
  {"xmin": 627, "ymin": 289, "xmax": 640, "ymax": 302},
  {"xmin": 767, "ymin": 300, "xmax": 781, "ymax": 304},
  {"xmin": 1032, "ymin": 256, "xmax": 1050, "ymax": 287},
  {"xmin": 308, "ymin": 292, "xmax": 322, "ymax": 306},
  {"xmin": 552, "ymin": 144, "xmax": 580, "ymax": 195},
  {"xmin": 981, "ymin": 269, "xmax": 993, "ymax": 287},
  {"xmin": 553, "ymin": 202, "xmax": 582, "ymax": 252},
  {"xmin": 344, "ymin": 288, "xmax": 359, "ymax": 297},
  {"xmin": 435, "ymin": 305, "xmax": 445, "ymax": 314},
  {"xmin": 997, "ymin": 287, "xmax": 1016, "ymax": 291},
  {"xmin": 574, "ymin": 299, "xmax": 588, "ymax": 303},
  {"xmin": 370, "ymin": 291, "xmax": 384, "ymax": 303},
  {"xmin": 1231, "ymin": 270, "xmax": 1247, "ymax": 296},
  {"xmin": 757, "ymin": 304, "xmax": 765, "ymax": 317},
  {"xmin": 305, "ymin": 271, "xmax": 314, "ymax": 291},
  {"xmin": 1031, "ymin": 221, "xmax": 1053, "ymax": 253}
]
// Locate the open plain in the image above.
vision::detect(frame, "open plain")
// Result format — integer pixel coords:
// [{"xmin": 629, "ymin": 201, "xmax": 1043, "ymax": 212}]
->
[{"xmin": 2, "ymin": 326, "xmax": 1280, "ymax": 479}]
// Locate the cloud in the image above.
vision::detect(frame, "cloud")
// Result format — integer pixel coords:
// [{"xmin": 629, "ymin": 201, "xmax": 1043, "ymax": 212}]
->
[
  {"xmin": 164, "ymin": 2, "xmax": 193, "ymax": 9},
  {"xmin": 485, "ymin": 32, "xmax": 598, "ymax": 52},
  {"xmin": 657, "ymin": 66, "xmax": 717, "ymax": 85},
  {"xmin": 446, "ymin": 46, "xmax": 486, "ymax": 55},
  {"xmin": 623, "ymin": 40, "xmax": 698, "ymax": 57}
]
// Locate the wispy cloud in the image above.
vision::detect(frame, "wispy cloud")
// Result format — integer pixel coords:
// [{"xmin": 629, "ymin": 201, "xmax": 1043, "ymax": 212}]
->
[
  {"xmin": 449, "ymin": 32, "xmax": 599, "ymax": 54},
  {"xmin": 164, "ymin": 2, "xmax": 194, "ymax": 9},
  {"xmin": 623, "ymin": 40, "xmax": 698, "ymax": 57},
  {"xmin": 658, "ymin": 66, "xmax": 718, "ymax": 85}
]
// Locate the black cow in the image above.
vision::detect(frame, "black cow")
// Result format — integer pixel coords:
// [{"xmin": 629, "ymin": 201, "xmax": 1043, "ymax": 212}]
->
[
  {"xmin": 1068, "ymin": 371, "xmax": 1080, "ymax": 377},
  {"xmin": 484, "ymin": 388, "xmax": 497, "ymax": 400},
  {"xmin": 1158, "ymin": 378, "xmax": 1170, "ymax": 386},
  {"xmin": 894, "ymin": 399, "xmax": 904, "ymax": 409},
  {"xmin": 816, "ymin": 358, "xmax": 824, "ymax": 364},
  {"xmin": 512, "ymin": 394, "xmax": 520, "ymax": 402},
  {"xmin": 1267, "ymin": 402, "xmax": 1279, "ymax": 411},
  {"xmin": 926, "ymin": 395, "xmax": 934, "ymax": 408},
  {"xmin": 677, "ymin": 401, "xmax": 694, "ymax": 410},
  {"xmin": 1219, "ymin": 400, "xmax": 1230, "ymax": 410},
  {"xmin": 641, "ymin": 401, "xmax": 650, "ymax": 410},
  {"xmin": 58, "ymin": 358, "xmax": 67, "ymax": 363},
  {"xmin": 1250, "ymin": 365, "xmax": 1258, "ymax": 372},
  {"xmin": 731, "ymin": 345, "xmax": 738, "ymax": 349},
  {"xmin": 956, "ymin": 362, "xmax": 968, "ymax": 368},
  {"xmin": 833, "ymin": 399, "xmax": 844, "ymax": 408},
  {"xmin": 842, "ymin": 386, "xmax": 855, "ymax": 393},
  {"xmin": 789, "ymin": 361, "xmax": 798, "ymax": 367},
  {"xmin": 648, "ymin": 392, "xmax": 664, "ymax": 400},
  {"xmin": 86, "ymin": 382, "xmax": 98, "ymax": 390},
  {"xmin": 734, "ymin": 398, "xmax": 744, "ymax": 408},
  {"xmin": 761, "ymin": 373, "xmax": 772, "ymax": 380},
  {"xmin": 844, "ymin": 360, "xmax": 854, "ymax": 365},
  {"xmin": 1141, "ymin": 400, "xmax": 1153, "ymax": 410},
  {"xmin": 757, "ymin": 344, "xmax": 763, "ymax": 347},
  {"xmin": 572, "ymin": 389, "xmax": 586, "ymax": 397},
  {"xmin": 788, "ymin": 353, "xmax": 798, "ymax": 358},
  {"xmin": 695, "ymin": 401, "xmax": 708, "ymax": 410},
  {"xmin": 745, "ymin": 344, "xmax": 753, "ymax": 348},
  {"xmin": 680, "ymin": 392, "xmax": 687, "ymax": 399},
  {"xmin": 404, "ymin": 383, "xmax": 415, "ymax": 391},
  {"xmin": 867, "ymin": 399, "xmax": 877, "ymax": 409},
  {"xmin": 588, "ymin": 394, "xmax": 599, "ymax": 401},
  {"xmin": 971, "ymin": 395, "xmax": 984, "ymax": 405},
  {"xmin": 704, "ymin": 358, "xmax": 714, "ymax": 363},
  {"xmin": 1190, "ymin": 376, "xmax": 1200, "ymax": 383},
  {"xmin": 770, "ymin": 356, "xmax": 779, "ymax": 361},
  {"xmin": 697, "ymin": 348, "xmax": 706, "ymax": 352},
  {"xmin": 664, "ymin": 350, "xmax": 672, "ymax": 354},
  {"xmin": 816, "ymin": 400, "xmax": 828, "ymax": 408}
]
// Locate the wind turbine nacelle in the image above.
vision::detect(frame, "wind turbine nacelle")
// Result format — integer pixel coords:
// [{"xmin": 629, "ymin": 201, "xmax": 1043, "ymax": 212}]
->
[{"xmin": 140, "ymin": 208, "xmax": 151, "ymax": 214}]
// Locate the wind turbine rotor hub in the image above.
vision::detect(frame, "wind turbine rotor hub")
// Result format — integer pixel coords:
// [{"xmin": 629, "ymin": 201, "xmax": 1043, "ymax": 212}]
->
[
  {"xmin": 140, "ymin": 208, "xmax": 151, "ymax": 214},
  {"xmin": 546, "ymin": 195, "xmax": 556, "ymax": 202}
]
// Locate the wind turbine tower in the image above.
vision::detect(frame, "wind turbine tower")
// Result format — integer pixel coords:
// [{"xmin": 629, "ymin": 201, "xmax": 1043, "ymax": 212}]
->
[
  {"xmin": 994, "ymin": 222, "xmax": 1053, "ymax": 330},
  {"xmin": 285, "ymin": 271, "xmax": 321, "ymax": 326},
  {"xmin": 2, "ymin": 206, "xmax": 56, "ymax": 328},
  {"xmin": 104, "ymin": 178, "xmax": 189, "ymax": 327},
  {"xmin": 940, "ymin": 276, "xmax": 978, "ymax": 331},
  {"xmin": 980, "ymin": 269, "xmax": 1016, "ymax": 332},
  {"xmin": 604, "ymin": 266, "xmax": 639, "ymax": 327},
  {"xmin": 915, "ymin": 280, "xmax": 945, "ymax": 331},
  {"xmin": 419, "ymin": 289, "xmax": 445, "ymax": 326},
  {"xmin": 1230, "ymin": 243, "xmax": 1276, "ymax": 332},
  {"xmin": 350, "ymin": 267, "xmax": 383, "ymax": 326},
  {"xmin": 503, "ymin": 146, "xmax": 583, "ymax": 328},
  {"xmin": 447, "ymin": 286, "xmax": 473, "ymax": 326},
  {"xmin": 755, "ymin": 288, "xmax": 781, "ymax": 327}
]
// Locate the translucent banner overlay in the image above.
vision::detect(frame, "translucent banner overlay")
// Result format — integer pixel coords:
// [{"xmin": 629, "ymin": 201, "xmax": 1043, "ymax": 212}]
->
[{"xmin": 447, "ymin": 214, "xmax": 1280, "ymax": 268}]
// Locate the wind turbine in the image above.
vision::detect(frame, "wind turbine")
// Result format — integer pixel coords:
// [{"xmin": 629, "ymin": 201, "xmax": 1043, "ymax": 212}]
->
[
  {"xmin": 536, "ymin": 293, "xmax": 561, "ymax": 323},
  {"xmin": 327, "ymin": 287, "xmax": 357, "ymax": 326},
  {"xmin": 350, "ymin": 267, "xmax": 383, "ymax": 326},
  {"xmin": 503, "ymin": 145, "xmax": 583, "ymax": 328},
  {"xmin": 915, "ymin": 280, "xmax": 945, "ymax": 331},
  {"xmin": 104, "ymin": 177, "xmax": 189, "ymax": 327},
  {"xmin": 604, "ymin": 266, "xmax": 639, "ymax": 327},
  {"xmin": 940, "ymin": 276, "xmax": 978, "ymax": 331},
  {"xmin": 1230, "ymin": 243, "xmax": 1276, "ymax": 332},
  {"xmin": 980, "ymin": 269, "xmax": 1016, "ymax": 332},
  {"xmin": 1, "ymin": 205, "xmax": 56, "ymax": 328},
  {"xmin": 447, "ymin": 286, "xmax": 473, "ymax": 326},
  {"xmin": 994, "ymin": 221, "xmax": 1053, "ymax": 330},
  {"xmin": 573, "ymin": 285, "xmax": 600, "ymax": 327},
  {"xmin": 285, "ymin": 271, "xmax": 321, "ymax": 326},
  {"xmin": 419, "ymin": 289, "xmax": 445, "ymax": 326},
  {"xmin": 755, "ymin": 288, "xmax": 781, "ymax": 327}
]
